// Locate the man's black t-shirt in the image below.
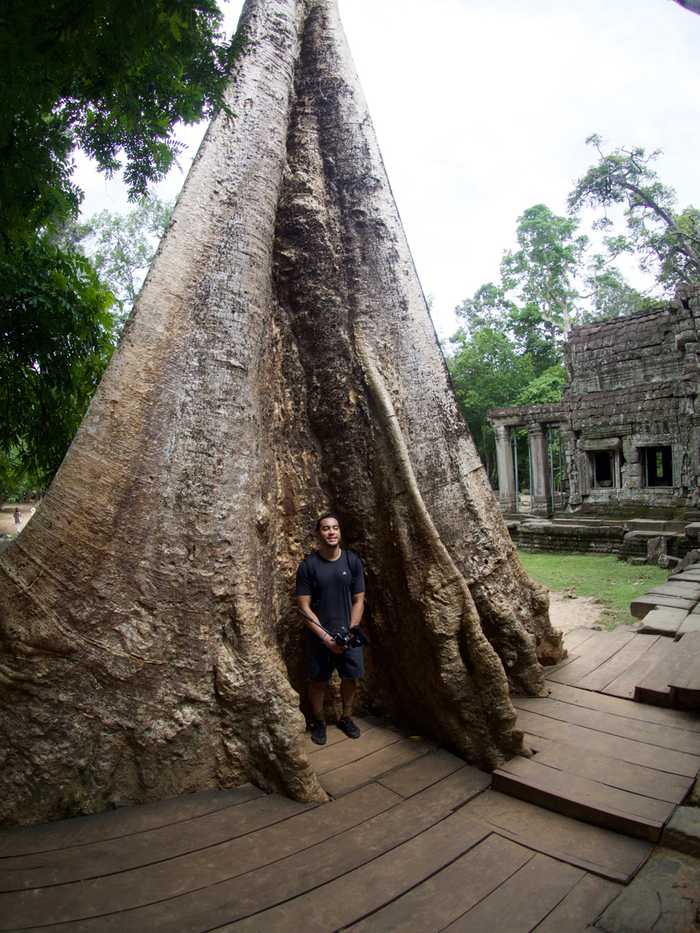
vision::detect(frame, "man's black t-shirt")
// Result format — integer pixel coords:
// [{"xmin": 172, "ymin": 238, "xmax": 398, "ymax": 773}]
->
[{"xmin": 295, "ymin": 549, "xmax": 365, "ymax": 634}]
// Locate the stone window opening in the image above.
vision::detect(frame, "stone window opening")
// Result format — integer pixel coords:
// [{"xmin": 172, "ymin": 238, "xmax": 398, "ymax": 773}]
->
[
  {"xmin": 591, "ymin": 451, "xmax": 615, "ymax": 488},
  {"xmin": 642, "ymin": 445, "xmax": 673, "ymax": 487}
]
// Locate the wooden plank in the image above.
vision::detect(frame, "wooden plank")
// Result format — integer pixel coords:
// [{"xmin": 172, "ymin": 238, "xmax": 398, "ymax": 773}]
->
[
  {"xmin": 0, "ymin": 793, "xmax": 312, "ymax": 892},
  {"xmin": 322, "ymin": 738, "xmax": 434, "ymax": 797},
  {"xmin": 312, "ymin": 725, "xmax": 400, "ymax": 774},
  {"xmin": 0, "ymin": 783, "xmax": 400, "ymax": 930},
  {"xmin": 603, "ymin": 636, "xmax": 677, "ymax": 700},
  {"xmin": 443, "ymin": 853, "xmax": 584, "ymax": 932},
  {"xmin": 515, "ymin": 709, "xmax": 700, "ymax": 776},
  {"xmin": 377, "ymin": 748, "xmax": 468, "ymax": 798},
  {"xmin": 562, "ymin": 628, "xmax": 599, "ymax": 652},
  {"xmin": 672, "ymin": 570, "xmax": 700, "ymax": 582},
  {"xmin": 513, "ymin": 695, "xmax": 700, "ymax": 755},
  {"xmin": 676, "ymin": 616, "xmax": 700, "ymax": 639},
  {"xmin": 0, "ymin": 785, "xmax": 264, "ymax": 858},
  {"xmin": 634, "ymin": 647, "xmax": 693, "ymax": 707},
  {"xmin": 303, "ymin": 723, "xmax": 351, "ymax": 753},
  {"xmin": 222, "ymin": 808, "xmax": 491, "ymax": 932},
  {"xmin": 638, "ymin": 609, "xmax": 688, "ymax": 637},
  {"xmin": 545, "ymin": 680, "xmax": 700, "ymax": 733},
  {"xmin": 523, "ymin": 733, "xmax": 691, "ymax": 804},
  {"xmin": 532, "ymin": 873, "xmax": 621, "ymax": 932},
  {"xmin": 493, "ymin": 757, "xmax": 672, "ymax": 841},
  {"xmin": 547, "ymin": 629, "xmax": 637, "ymax": 685},
  {"xmin": 23, "ymin": 769, "xmax": 492, "ymax": 933},
  {"xmin": 668, "ymin": 632, "xmax": 700, "ymax": 689},
  {"xmin": 462, "ymin": 790, "xmax": 652, "ymax": 883},
  {"xmin": 574, "ymin": 634, "xmax": 660, "ymax": 691},
  {"xmin": 630, "ymin": 595, "xmax": 696, "ymax": 619},
  {"xmin": 648, "ymin": 581, "xmax": 700, "ymax": 600},
  {"xmin": 345, "ymin": 834, "xmax": 534, "ymax": 932}
]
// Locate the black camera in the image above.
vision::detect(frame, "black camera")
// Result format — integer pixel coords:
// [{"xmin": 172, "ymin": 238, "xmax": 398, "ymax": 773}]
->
[{"xmin": 332, "ymin": 627, "xmax": 369, "ymax": 648}]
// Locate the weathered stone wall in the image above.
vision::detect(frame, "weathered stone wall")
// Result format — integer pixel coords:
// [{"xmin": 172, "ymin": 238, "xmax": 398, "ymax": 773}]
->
[{"xmin": 489, "ymin": 285, "xmax": 700, "ymax": 517}]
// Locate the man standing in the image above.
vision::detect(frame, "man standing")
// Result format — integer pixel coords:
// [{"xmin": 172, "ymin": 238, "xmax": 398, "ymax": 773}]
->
[{"xmin": 296, "ymin": 512, "xmax": 366, "ymax": 745}]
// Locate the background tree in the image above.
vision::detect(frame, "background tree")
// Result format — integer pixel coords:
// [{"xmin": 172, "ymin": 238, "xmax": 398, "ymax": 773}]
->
[
  {"xmin": 500, "ymin": 204, "xmax": 588, "ymax": 338},
  {"xmin": 0, "ymin": 238, "xmax": 114, "ymax": 498},
  {"xmin": 568, "ymin": 135, "xmax": 700, "ymax": 294},
  {"xmin": 446, "ymin": 201, "xmax": 649, "ymax": 472},
  {"xmin": 0, "ymin": 1, "xmax": 236, "ymax": 500},
  {"xmin": 76, "ymin": 196, "xmax": 174, "ymax": 330}
]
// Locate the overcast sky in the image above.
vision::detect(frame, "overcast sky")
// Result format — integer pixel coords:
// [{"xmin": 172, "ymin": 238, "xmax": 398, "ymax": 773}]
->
[{"xmin": 76, "ymin": 0, "xmax": 700, "ymax": 339}]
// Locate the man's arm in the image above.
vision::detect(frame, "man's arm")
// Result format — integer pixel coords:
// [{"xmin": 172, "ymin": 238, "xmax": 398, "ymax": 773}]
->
[
  {"xmin": 297, "ymin": 596, "xmax": 344, "ymax": 654},
  {"xmin": 349, "ymin": 592, "xmax": 365, "ymax": 631}
]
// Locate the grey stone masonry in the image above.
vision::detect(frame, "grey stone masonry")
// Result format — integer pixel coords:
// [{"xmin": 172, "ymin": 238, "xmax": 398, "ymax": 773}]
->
[
  {"xmin": 663, "ymin": 807, "xmax": 700, "ymax": 858},
  {"xmin": 489, "ymin": 284, "xmax": 700, "ymax": 517}
]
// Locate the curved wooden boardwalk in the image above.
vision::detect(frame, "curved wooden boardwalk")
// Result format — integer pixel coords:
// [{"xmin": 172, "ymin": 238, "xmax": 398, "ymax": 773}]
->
[{"xmin": 2, "ymin": 631, "xmax": 700, "ymax": 932}]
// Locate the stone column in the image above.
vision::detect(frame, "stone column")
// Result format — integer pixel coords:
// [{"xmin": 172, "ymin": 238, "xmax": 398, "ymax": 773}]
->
[
  {"xmin": 493, "ymin": 423, "xmax": 517, "ymax": 512},
  {"xmin": 528, "ymin": 423, "xmax": 552, "ymax": 516}
]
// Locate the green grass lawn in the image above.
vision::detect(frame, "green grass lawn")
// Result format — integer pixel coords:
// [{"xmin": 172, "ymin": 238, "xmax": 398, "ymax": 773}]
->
[{"xmin": 518, "ymin": 550, "xmax": 668, "ymax": 629}]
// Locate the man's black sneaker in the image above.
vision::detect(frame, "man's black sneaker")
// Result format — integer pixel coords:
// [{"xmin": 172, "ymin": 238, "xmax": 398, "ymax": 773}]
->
[
  {"xmin": 338, "ymin": 715, "xmax": 361, "ymax": 739},
  {"xmin": 309, "ymin": 719, "xmax": 327, "ymax": 745}
]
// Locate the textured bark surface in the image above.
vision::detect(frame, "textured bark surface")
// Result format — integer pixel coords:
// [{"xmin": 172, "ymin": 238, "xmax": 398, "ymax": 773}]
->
[{"xmin": 0, "ymin": 0, "xmax": 562, "ymax": 826}]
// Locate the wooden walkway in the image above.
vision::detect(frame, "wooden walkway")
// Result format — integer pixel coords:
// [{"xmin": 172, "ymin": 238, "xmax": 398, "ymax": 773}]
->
[{"xmin": 2, "ymin": 630, "xmax": 699, "ymax": 931}]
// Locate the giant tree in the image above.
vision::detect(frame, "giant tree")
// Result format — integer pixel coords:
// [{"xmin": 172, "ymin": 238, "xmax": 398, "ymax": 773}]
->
[{"xmin": 0, "ymin": 0, "xmax": 562, "ymax": 826}]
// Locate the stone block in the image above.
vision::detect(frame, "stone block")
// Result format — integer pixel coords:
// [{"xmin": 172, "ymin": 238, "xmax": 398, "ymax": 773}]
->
[
  {"xmin": 638, "ymin": 608, "xmax": 689, "ymax": 637},
  {"xmin": 597, "ymin": 847, "xmax": 700, "ymax": 933},
  {"xmin": 630, "ymin": 595, "xmax": 696, "ymax": 619},
  {"xmin": 662, "ymin": 807, "xmax": 700, "ymax": 857},
  {"xmin": 684, "ymin": 523, "xmax": 700, "ymax": 539}
]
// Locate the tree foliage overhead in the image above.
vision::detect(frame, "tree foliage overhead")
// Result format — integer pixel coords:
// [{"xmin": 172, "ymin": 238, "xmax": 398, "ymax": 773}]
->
[
  {"xmin": 0, "ymin": 1, "xmax": 236, "ymax": 500},
  {"xmin": 0, "ymin": 237, "xmax": 114, "ymax": 490},
  {"xmin": 0, "ymin": 0, "xmax": 235, "ymax": 242}
]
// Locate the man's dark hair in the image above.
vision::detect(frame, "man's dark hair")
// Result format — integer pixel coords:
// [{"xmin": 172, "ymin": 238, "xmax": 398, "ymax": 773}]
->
[{"xmin": 315, "ymin": 511, "xmax": 341, "ymax": 532}]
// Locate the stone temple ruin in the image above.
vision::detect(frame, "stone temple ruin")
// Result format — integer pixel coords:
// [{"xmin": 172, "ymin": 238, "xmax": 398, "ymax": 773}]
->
[{"xmin": 488, "ymin": 284, "xmax": 700, "ymax": 561}]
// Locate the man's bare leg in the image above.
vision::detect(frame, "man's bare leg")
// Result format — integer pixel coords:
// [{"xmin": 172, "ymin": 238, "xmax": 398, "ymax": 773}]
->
[
  {"xmin": 309, "ymin": 681, "xmax": 327, "ymax": 721},
  {"xmin": 340, "ymin": 678, "xmax": 356, "ymax": 717}
]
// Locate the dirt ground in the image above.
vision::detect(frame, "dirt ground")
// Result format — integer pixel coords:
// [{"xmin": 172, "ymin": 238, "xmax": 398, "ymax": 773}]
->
[
  {"xmin": 548, "ymin": 590, "xmax": 605, "ymax": 633},
  {"xmin": 0, "ymin": 503, "xmax": 37, "ymax": 537}
]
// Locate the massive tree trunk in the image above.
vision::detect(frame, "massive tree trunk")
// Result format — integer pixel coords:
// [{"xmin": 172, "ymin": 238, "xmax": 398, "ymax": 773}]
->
[{"xmin": 0, "ymin": 0, "xmax": 562, "ymax": 826}]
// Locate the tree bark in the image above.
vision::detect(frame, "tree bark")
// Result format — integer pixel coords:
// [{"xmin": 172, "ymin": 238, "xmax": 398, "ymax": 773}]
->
[{"xmin": 0, "ymin": 0, "xmax": 562, "ymax": 826}]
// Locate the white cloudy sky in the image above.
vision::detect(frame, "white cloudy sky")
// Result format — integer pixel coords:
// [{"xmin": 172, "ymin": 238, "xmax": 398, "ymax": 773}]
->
[{"xmin": 76, "ymin": 0, "xmax": 700, "ymax": 339}]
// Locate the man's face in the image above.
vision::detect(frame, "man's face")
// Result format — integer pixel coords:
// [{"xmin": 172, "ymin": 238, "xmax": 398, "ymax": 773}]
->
[{"xmin": 318, "ymin": 518, "xmax": 341, "ymax": 547}]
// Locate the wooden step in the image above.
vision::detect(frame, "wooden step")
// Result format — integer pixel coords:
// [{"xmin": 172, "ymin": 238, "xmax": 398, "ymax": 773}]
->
[
  {"xmin": 602, "ymin": 635, "xmax": 677, "ymax": 700},
  {"xmin": 668, "ymin": 631, "xmax": 700, "ymax": 708},
  {"xmin": 515, "ymin": 708, "xmax": 700, "ymax": 776},
  {"xmin": 461, "ymin": 789, "xmax": 652, "ymax": 883},
  {"xmin": 523, "ymin": 733, "xmax": 691, "ymax": 804},
  {"xmin": 544, "ymin": 681, "xmax": 700, "ymax": 733},
  {"xmin": 514, "ymin": 695, "xmax": 700, "ymax": 756},
  {"xmin": 548, "ymin": 629, "xmax": 637, "ymax": 686},
  {"xmin": 630, "ymin": 594, "xmax": 696, "ymax": 619},
  {"xmin": 573, "ymin": 633, "xmax": 661, "ymax": 691},
  {"xmin": 635, "ymin": 631, "xmax": 700, "ymax": 708},
  {"xmin": 492, "ymin": 756, "xmax": 673, "ymax": 842}
]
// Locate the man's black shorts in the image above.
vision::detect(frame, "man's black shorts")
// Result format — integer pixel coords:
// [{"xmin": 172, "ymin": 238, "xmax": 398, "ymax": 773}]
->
[{"xmin": 306, "ymin": 634, "xmax": 364, "ymax": 682}]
